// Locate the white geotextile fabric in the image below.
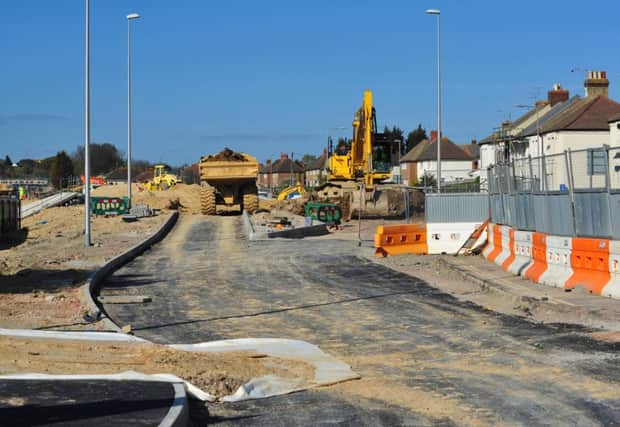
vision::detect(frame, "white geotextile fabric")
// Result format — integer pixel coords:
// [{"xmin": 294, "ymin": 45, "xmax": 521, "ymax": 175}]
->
[
  {"xmin": 0, "ymin": 329, "xmax": 359, "ymax": 402},
  {"xmin": 171, "ymin": 338, "xmax": 360, "ymax": 401}
]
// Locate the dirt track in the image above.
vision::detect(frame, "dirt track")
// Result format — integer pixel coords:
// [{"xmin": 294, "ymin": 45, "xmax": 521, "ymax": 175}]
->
[{"xmin": 100, "ymin": 214, "xmax": 620, "ymax": 426}]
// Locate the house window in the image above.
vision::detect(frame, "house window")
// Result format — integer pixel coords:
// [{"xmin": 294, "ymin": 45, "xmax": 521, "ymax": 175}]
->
[{"xmin": 587, "ymin": 148, "xmax": 606, "ymax": 176}]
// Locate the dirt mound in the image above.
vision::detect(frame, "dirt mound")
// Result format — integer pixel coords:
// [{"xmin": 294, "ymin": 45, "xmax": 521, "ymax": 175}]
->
[
  {"xmin": 0, "ymin": 336, "xmax": 315, "ymax": 399},
  {"xmin": 203, "ymin": 147, "xmax": 247, "ymax": 162},
  {"xmin": 92, "ymin": 183, "xmax": 202, "ymax": 214}
]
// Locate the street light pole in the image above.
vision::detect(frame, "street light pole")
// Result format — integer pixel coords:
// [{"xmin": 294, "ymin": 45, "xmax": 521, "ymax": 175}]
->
[
  {"xmin": 426, "ymin": 9, "xmax": 441, "ymax": 192},
  {"xmin": 126, "ymin": 13, "xmax": 140, "ymax": 208},
  {"xmin": 84, "ymin": 0, "xmax": 91, "ymax": 247}
]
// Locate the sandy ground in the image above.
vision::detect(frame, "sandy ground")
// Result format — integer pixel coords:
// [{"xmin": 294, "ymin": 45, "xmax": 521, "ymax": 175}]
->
[
  {"xmin": 93, "ymin": 183, "xmax": 203, "ymax": 214},
  {"xmin": 0, "ymin": 184, "xmax": 196, "ymax": 330},
  {"xmin": 0, "ymin": 207, "xmax": 169, "ymax": 330},
  {"xmin": 0, "ymin": 335, "xmax": 314, "ymax": 398}
]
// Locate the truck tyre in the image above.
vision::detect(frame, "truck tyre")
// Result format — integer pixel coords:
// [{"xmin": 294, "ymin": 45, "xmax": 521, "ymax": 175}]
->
[
  {"xmin": 242, "ymin": 183, "xmax": 259, "ymax": 214},
  {"xmin": 200, "ymin": 183, "xmax": 216, "ymax": 215}
]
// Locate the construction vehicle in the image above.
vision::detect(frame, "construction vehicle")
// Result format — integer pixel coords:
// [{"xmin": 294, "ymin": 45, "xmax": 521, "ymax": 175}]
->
[
  {"xmin": 144, "ymin": 165, "xmax": 179, "ymax": 191},
  {"xmin": 277, "ymin": 181, "xmax": 307, "ymax": 201},
  {"xmin": 199, "ymin": 148, "xmax": 259, "ymax": 215},
  {"xmin": 317, "ymin": 90, "xmax": 408, "ymax": 218}
]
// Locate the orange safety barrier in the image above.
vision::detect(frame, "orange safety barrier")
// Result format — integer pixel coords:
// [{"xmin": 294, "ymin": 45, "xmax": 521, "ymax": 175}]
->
[
  {"xmin": 523, "ymin": 232, "xmax": 547, "ymax": 282},
  {"xmin": 374, "ymin": 224, "xmax": 427, "ymax": 257},
  {"xmin": 486, "ymin": 224, "xmax": 503, "ymax": 262},
  {"xmin": 565, "ymin": 238, "xmax": 611, "ymax": 294},
  {"xmin": 501, "ymin": 227, "xmax": 516, "ymax": 271}
]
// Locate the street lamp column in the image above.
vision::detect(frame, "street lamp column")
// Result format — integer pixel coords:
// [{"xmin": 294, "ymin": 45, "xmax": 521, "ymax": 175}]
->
[
  {"xmin": 126, "ymin": 13, "xmax": 141, "ymax": 208},
  {"xmin": 84, "ymin": 0, "xmax": 91, "ymax": 247},
  {"xmin": 426, "ymin": 9, "xmax": 441, "ymax": 192}
]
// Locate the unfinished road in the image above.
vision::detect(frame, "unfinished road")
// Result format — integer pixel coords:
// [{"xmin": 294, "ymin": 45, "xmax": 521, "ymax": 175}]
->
[{"xmin": 100, "ymin": 215, "xmax": 620, "ymax": 426}]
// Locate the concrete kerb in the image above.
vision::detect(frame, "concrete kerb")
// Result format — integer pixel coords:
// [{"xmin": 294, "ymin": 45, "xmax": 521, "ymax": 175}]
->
[
  {"xmin": 242, "ymin": 210, "xmax": 256, "ymax": 240},
  {"xmin": 436, "ymin": 257, "xmax": 517, "ymax": 298},
  {"xmin": 81, "ymin": 211, "xmax": 180, "ymax": 331}
]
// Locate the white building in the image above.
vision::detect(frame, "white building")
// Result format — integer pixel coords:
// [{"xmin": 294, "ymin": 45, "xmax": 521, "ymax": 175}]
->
[{"xmin": 400, "ymin": 132, "xmax": 474, "ymax": 185}]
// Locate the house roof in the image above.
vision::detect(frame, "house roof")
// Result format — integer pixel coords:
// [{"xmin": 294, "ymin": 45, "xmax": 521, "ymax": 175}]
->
[
  {"xmin": 608, "ymin": 112, "xmax": 620, "ymax": 122},
  {"xmin": 460, "ymin": 143, "xmax": 480, "ymax": 159},
  {"xmin": 479, "ymin": 103, "xmax": 550, "ymax": 145},
  {"xmin": 401, "ymin": 137, "xmax": 472, "ymax": 163},
  {"xmin": 522, "ymin": 95, "xmax": 620, "ymax": 135},
  {"xmin": 306, "ymin": 153, "xmax": 328, "ymax": 171},
  {"xmin": 260, "ymin": 157, "xmax": 304, "ymax": 174},
  {"xmin": 104, "ymin": 167, "xmax": 128, "ymax": 180},
  {"xmin": 518, "ymin": 96, "xmax": 582, "ymax": 137}
]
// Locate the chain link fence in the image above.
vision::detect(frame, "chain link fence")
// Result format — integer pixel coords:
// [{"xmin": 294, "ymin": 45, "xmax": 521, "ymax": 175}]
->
[{"xmin": 488, "ymin": 145, "xmax": 620, "ymax": 238}]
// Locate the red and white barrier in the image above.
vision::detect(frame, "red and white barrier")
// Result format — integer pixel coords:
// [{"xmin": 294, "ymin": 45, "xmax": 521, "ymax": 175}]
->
[
  {"xmin": 539, "ymin": 236, "xmax": 573, "ymax": 289},
  {"xmin": 603, "ymin": 241, "xmax": 620, "ymax": 298},
  {"xmin": 483, "ymin": 223, "xmax": 620, "ymax": 300},
  {"xmin": 506, "ymin": 230, "xmax": 533, "ymax": 276}
]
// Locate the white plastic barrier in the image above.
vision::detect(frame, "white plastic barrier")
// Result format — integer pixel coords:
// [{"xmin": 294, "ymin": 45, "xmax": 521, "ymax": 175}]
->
[
  {"xmin": 603, "ymin": 240, "xmax": 620, "ymax": 298},
  {"xmin": 507, "ymin": 230, "xmax": 533, "ymax": 275},
  {"xmin": 482, "ymin": 223, "xmax": 495, "ymax": 259},
  {"xmin": 426, "ymin": 222, "xmax": 483, "ymax": 255},
  {"xmin": 538, "ymin": 235, "xmax": 573, "ymax": 289},
  {"xmin": 494, "ymin": 225, "xmax": 512, "ymax": 266}
]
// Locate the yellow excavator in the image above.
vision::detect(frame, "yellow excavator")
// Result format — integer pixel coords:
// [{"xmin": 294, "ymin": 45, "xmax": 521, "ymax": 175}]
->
[
  {"xmin": 277, "ymin": 181, "xmax": 307, "ymax": 201},
  {"xmin": 316, "ymin": 90, "xmax": 407, "ymax": 218}
]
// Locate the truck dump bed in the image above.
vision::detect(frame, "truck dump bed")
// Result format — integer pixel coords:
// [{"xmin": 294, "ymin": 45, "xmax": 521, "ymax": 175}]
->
[{"xmin": 199, "ymin": 149, "xmax": 258, "ymax": 181}]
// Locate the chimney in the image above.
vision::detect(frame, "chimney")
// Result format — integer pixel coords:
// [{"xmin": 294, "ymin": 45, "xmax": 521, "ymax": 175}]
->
[
  {"xmin": 280, "ymin": 153, "xmax": 289, "ymax": 160},
  {"xmin": 547, "ymin": 83, "xmax": 569, "ymax": 106},
  {"xmin": 584, "ymin": 70, "xmax": 609, "ymax": 97},
  {"xmin": 430, "ymin": 130, "xmax": 438, "ymax": 142}
]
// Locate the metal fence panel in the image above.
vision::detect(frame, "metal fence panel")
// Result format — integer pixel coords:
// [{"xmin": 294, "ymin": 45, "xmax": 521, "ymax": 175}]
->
[
  {"xmin": 512, "ymin": 193, "xmax": 535, "ymax": 231},
  {"xmin": 490, "ymin": 194, "xmax": 505, "ymax": 224},
  {"xmin": 531, "ymin": 193, "xmax": 573, "ymax": 236},
  {"xmin": 425, "ymin": 193, "xmax": 489, "ymax": 223},
  {"xmin": 574, "ymin": 191, "xmax": 612, "ymax": 238},
  {"xmin": 609, "ymin": 193, "xmax": 620, "ymax": 239}
]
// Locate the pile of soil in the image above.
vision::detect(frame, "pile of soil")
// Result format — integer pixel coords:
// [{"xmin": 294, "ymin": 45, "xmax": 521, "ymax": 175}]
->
[
  {"xmin": 203, "ymin": 148, "xmax": 247, "ymax": 162},
  {"xmin": 92, "ymin": 183, "xmax": 202, "ymax": 214},
  {"xmin": 0, "ymin": 336, "xmax": 315, "ymax": 398}
]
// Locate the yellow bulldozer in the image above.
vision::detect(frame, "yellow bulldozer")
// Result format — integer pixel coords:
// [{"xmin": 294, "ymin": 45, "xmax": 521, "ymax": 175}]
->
[
  {"xmin": 316, "ymin": 89, "xmax": 408, "ymax": 218},
  {"xmin": 144, "ymin": 164, "xmax": 179, "ymax": 191},
  {"xmin": 199, "ymin": 148, "xmax": 259, "ymax": 215}
]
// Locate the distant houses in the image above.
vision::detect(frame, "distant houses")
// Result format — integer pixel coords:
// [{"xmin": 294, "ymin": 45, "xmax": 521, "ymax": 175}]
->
[
  {"xmin": 258, "ymin": 153, "xmax": 304, "ymax": 189},
  {"xmin": 399, "ymin": 131, "xmax": 475, "ymax": 185},
  {"xmin": 480, "ymin": 71, "xmax": 620, "ymax": 191}
]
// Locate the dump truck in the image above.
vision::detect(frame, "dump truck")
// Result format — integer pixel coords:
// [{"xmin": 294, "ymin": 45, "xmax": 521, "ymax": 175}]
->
[{"xmin": 199, "ymin": 148, "xmax": 259, "ymax": 215}]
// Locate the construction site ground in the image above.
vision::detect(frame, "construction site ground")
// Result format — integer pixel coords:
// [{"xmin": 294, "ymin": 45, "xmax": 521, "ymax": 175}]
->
[{"xmin": 96, "ymin": 213, "xmax": 619, "ymax": 426}]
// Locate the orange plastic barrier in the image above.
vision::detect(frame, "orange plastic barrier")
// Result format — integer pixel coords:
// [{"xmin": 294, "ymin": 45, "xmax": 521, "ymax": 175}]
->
[
  {"xmin": 374, "ymin": 224, "xmax": 427, "ymax": 257},
  {"xmin": 501, "ymin": 228, "xmax": 516, "ymax": 271},
  {"xmin": 486, "ymin": 224, "xmax": 503, "ymax": 262},
  {"xmin": 523, "ymin": 232, "xmax": 547, "ymax": 282},
  {"xmin": 565, "ymin": 238, "xmax": 611, "ymax": 294}
]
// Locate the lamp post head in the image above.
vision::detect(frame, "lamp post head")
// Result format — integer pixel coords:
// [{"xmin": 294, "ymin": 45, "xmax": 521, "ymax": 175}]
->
[
  {"xmin": 425, "ymin": 9, "xmax": 441, "ymax": 15},
  {"xmin": 126, "ymin": 13, "xmax": 141, "ymax": 20}
]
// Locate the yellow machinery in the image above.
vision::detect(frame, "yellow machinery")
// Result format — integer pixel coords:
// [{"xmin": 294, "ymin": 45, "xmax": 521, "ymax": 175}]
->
[
  {"xmin": 318, "ymin": 90, "xmax": 406, "ymax": 218},
  {"xmin": 277, "ymin": 182, "xmax": 307, "ymax": 201},
  {"xmin": 144, "ymin": 164, "xmax": 179, "ymax": 191},
  {"xmin": 199, "ymin": 149, "xmax": 259, "ymax": 215}
]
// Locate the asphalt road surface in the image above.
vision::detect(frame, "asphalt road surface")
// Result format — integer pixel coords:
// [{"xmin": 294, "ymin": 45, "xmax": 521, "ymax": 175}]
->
[
  {"xmin": 0, "ymin": 379, "xmax": 179, "ymax": 427},
  {"xmin": 101, "ymin": 215, "xmax": 620, "ymax": 426}
]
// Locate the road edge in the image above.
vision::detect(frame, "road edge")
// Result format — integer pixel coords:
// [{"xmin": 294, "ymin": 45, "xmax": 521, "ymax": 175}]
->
[{"xmin": 81, "ymin": 211, "xmax": 180, "ymax": 331}]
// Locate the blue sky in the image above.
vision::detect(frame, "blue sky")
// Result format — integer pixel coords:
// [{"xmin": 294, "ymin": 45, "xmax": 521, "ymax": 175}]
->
[{"xmin": 1, "ymin": 0, "xmax": 619, "ymax": 165}]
